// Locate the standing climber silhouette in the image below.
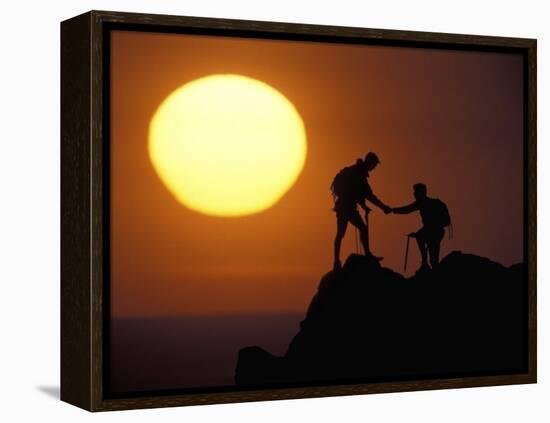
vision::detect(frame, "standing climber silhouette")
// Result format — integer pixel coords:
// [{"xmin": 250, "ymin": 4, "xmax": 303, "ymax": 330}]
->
[
  {"xmin": 331, "ymin": 152, "xmax": 392, "ymax": 271},
  {"xmin": 391, "ymin": 183, "xmax": 452, "ymax": 273}
]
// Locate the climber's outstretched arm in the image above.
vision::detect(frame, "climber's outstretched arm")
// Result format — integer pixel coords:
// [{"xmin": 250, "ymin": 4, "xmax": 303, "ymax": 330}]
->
[{"xmin": 392, "ymin": 202, "xmax": 419, "ymax": 215}]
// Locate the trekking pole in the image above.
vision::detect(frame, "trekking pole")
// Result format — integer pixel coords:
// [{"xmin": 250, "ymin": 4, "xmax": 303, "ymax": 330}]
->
[
  {"xmin": 403, "ymin": 235, "xmax": 411, "ymax": 273},
  {"xmin": 355, "ymin": 227, "xmax": 362, "ymax": 254}
]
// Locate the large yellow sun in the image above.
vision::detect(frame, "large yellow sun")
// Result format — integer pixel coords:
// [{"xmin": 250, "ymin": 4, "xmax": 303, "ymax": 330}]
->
[{"xmin": 149, "ymin": 74, "xmax": 307, "ymax": 217}]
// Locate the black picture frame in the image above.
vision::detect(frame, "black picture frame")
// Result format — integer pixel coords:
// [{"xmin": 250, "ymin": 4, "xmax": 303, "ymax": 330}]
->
[{"xmin": 61, "ymin": 10, "xmax": 537, "ymax": 411}]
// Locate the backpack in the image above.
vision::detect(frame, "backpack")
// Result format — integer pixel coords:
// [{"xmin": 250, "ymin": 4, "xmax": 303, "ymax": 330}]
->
[
  {"xmin": 430, "ymin": 198, "xmax": 452, "ymax": 228},
  {"xmin": 330, "ymin": 161, "xmax": 363, "ymax": 200},
  {"xmin": 330, "ymin": 166, "xmax": 354, "ymax": 199}
]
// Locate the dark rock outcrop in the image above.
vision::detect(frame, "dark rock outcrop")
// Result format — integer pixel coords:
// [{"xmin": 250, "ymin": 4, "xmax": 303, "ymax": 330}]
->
[{"xmin": 235, "ymin": 251, "xmax": 526, "ymax": 386}]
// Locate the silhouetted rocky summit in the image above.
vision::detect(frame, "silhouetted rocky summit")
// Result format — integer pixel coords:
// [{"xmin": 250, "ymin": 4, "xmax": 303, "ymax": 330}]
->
[{"xmin": 235, "ymin": 251, "xmax": 526, "ymax": 386}]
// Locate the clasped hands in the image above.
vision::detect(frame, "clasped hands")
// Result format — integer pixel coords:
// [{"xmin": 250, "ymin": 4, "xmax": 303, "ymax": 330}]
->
[{"xmin": 362, "ymin": 204, "xmax": 394, "ymax": 216}]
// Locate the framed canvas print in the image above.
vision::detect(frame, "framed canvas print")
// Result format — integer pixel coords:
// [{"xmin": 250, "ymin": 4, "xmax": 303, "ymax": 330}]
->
[{"xmin": 60, "ymin": 11, "xmax": 536, "ymax": 411}]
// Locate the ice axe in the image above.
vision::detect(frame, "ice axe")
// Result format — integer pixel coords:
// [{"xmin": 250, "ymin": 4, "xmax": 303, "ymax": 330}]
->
[
  {"xmin": 403, "ymin": 234, "xmax": 411, "ymax": 273},
  {"xmin": 354, "ymin": 226, "xmax": 362, "ymax": 254}
]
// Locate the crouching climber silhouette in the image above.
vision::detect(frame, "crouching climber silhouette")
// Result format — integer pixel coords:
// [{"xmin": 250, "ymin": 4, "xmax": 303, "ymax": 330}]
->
[{"xmin": 392, "ymin": 183, "xmax": 452, "ymax": 272}]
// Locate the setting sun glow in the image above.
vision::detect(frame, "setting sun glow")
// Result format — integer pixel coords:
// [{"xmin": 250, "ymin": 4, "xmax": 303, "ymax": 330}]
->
[{"xmin": 149, "ymin": 74, "xmax": 307, "ymax": 217}]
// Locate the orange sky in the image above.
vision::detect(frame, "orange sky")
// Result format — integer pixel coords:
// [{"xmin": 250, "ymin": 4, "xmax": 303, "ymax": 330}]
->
[{"xmin": 110, "ymin": 30, "xmax": 524, "ymax": 317}]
